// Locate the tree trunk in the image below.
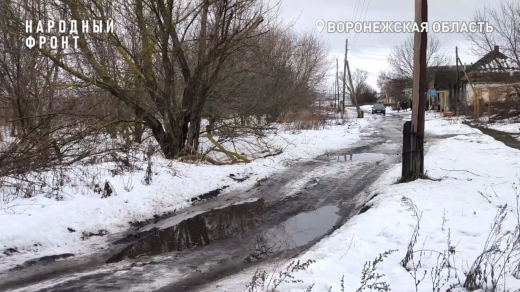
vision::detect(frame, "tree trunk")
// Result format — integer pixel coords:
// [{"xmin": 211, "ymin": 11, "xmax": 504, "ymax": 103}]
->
[{"xmin": 132, "ymin": 122, "xmax": 144, "ymax": 144}]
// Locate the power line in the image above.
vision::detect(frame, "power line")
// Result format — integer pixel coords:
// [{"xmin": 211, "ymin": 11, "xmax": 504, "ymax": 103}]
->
[
  {"xmin": 353, "ymin": 0, "xmax": 372, "ymax": 47},
  {"xmin": 350, "ymin": 50, "xmax": 388, "ymax": 57},
  {"xmin": 349, "ymin": 44, "xmax": 391, "ymax": 48},
  {"xmin": 350, "ymin": 0, "xmax": 366, "ymax": 51},
  {"xmin": 350, "ymin": 66, "xmax": 379, "ymax": 76},
  {"xmin": 352, "ymin": 0, "xmax": 364, "ymax": 25},
  {"xmin": 351, "ymin": 56, "xmax": 388, "ymax": 61},
  {"xmin": 351, "ymin": 0, "xmax": 366, "ymax": 46},
  {"xmin": 348, "ymin": 0, "xmax": 361, "ymax": 40}
]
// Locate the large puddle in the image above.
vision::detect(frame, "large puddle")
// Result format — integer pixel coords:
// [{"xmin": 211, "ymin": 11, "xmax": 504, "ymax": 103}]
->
[
  {"xmin": 107, "ymin": 200, "xmax": 340, "ymax": 264},
  {"xmin": 245, "ymin": 205, "xmax": 339, "ymax": 262},
  {"xmin": 107, "ymin": 199, "xmax": 266, "ymax": 263}
]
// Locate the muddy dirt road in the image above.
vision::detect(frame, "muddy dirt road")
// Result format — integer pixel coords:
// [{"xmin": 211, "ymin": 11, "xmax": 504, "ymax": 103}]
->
[{"xmin": 2, "ymin": 113, "xmax": 415, "ymax": 292}]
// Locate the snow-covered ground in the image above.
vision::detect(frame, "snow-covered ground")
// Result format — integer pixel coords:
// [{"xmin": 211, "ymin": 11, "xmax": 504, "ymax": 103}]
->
[
  {"xmin": 425, "ymin": 116, "xmax": 480, "ymax": 136},
  {"xmin": 200, "ymin": 117, "xmax": 520, "ymax": 291},
  {"xmin": 0, "ymin": 109, "xmax": 376, "ymax": 272}
]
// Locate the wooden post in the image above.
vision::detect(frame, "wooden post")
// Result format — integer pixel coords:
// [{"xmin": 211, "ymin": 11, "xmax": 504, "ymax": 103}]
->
[
  {"xmin": 342, "ymin": 39, "xmax": 348, "ymax": 115},
  {"xmin": 409, "ymin": 0, "xmax": 428, "ymax": 177},
  {"xmin": 444, "ymin": 92, "xmax": 447, "ymax": 112},
  {"xmin": 488, "ymin": 87, "xmax": 494, "ymax": 120},
  {"xmin": 477, "ymin": 90, "xmax": 482, "ymax": 124},
  {"xmin": 455, "ymin": 47, "xmax": 459, "ymax": 115},
  {"xmin": 402, "ymin": 121, "xmax": 412, "ymax": 178},
  {"xmin": 332, "ymin": 81, "xmax": 337, "ymax": 109},
  {"xmin": 336, "ymin": 58, "xmax": 340, "ymax": 112},
  {"xmin": 346, "ymin": 61, "xmax": 361, "ymax": 118}
]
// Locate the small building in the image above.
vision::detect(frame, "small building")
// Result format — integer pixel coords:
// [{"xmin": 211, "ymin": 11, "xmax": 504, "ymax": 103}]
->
[{"xmin": 461, "ymin": 46, "xmax": 520, "ymax": 107}]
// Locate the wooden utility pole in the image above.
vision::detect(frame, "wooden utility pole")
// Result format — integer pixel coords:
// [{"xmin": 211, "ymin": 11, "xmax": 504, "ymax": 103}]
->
[
  {"xmin": 455, "ymin": 46, "xmax": 459, "ymax": 115},
  {"xmin": 342, "ymin": 39, "xmax": 348, "ymax": 115},
  {"xmin": 345, "ymin": 39, "xmax": 362, "ymax": 118},
  {"xmin": 409, "ymin": 0, "xmax": 428, "ymax": 177},
  {"xmin": 336, "ymin": 58, "xmax": 340, "ymax": 111},
  {"xmin": 332, "ymin": 83, "xmax": 336, "ymax": 108}
]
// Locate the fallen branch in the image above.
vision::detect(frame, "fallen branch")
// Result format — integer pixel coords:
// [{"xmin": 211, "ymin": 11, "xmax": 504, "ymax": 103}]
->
[
  {"xmin": 178, "ymin": 154, "xmax": 229, "ymax": 166},
  {"xmin": 259, "ymin": 149, "xmax": 283, "ymax": 159},
  {"xmin": 204, "ymin": 132, "xmax": 250, "ymax": 163}
]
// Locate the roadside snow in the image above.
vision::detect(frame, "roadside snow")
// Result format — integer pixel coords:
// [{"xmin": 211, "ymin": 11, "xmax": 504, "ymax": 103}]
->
[
  {"xmin": 200, "ymin": 119, "xmax": 520, "ymax": 291},
  {"xmin": 0, "ymin": 112, "xmax": 375, "ymax": 272},
  {"xmin": 425, "ymin": 117, "xmax": 481, "ymax": 136}
]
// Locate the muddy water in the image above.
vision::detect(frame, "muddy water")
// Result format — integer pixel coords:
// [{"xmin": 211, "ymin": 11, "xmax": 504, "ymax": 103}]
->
[
  {"xmin": 106, "ymin": 200, "xmax": 340, "ymax": 265},
  {"xmin": 245, "ymin": 205, "xmax": 339, "ymax": 262},
  {"xmin": 107, "ymin": 199, "xmax": 266, "ymax": 263}
]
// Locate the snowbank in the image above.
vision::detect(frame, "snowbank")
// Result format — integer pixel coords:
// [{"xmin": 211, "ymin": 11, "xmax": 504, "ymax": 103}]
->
[
  {"xmin": 204, "ymin": 120, "xmax": 520, "ymax": 291},
  {"xmin": 425, "ymin": 117, "xmax": 481, "ymax": 136},
  {"xmin": 0, "ymin": 115, "xmax": 375, "ymax": 271}
]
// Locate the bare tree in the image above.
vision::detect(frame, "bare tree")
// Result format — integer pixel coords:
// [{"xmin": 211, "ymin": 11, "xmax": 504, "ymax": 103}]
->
[
  {"xmin": 357, "ymin": 83, "xmax": 377, "ymax": 105},
  {"xmin": 16, "ymin": 0, "xmax": 267, "ymax": 159},
  {"xmin": 377, "ymin": 70, "xmax": 391, "ymax": 103},
  {"xmin": 200, "ymin": 27, "xmax": 330, "ymax": 132},
  {"xmin": 465, "ymin": 0, "xmax": 520, "ymax": 65},
  {"xmin": 388, "ymin": 35, "xmax": 451, "ymax": 82},
  {"xmin": 346, "ymin": 69, "xmax": 369, "ymax": 105}
]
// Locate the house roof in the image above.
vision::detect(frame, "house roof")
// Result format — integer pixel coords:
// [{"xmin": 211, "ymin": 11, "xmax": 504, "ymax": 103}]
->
[{"xmin": 466, "ymin": 46, "xmax": 520, "ymax": 73}]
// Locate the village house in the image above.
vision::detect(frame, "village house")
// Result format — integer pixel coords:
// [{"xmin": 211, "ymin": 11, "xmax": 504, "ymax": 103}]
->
[
  {"xmin": 460, "ymin": 46, "xmax": 520, "ymax": 108},
  {"xmin": 427, "ymin": 46, "xmax": 520, "ymax": 116},
  {"xmin": 381, "ymin": 46, "xmax": 520, "ymax": 116}
]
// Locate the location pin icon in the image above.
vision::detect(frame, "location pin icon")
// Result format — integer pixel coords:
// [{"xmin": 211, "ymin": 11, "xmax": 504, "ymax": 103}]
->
[{"xmin": 316, "ymin": 19, "xmax": 325, "ymax": 33}]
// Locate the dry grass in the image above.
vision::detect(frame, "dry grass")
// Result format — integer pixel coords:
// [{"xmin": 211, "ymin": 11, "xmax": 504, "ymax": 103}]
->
[{"xmin": 281, "ymin": 110, "xmax": 327, "ymax": 131}]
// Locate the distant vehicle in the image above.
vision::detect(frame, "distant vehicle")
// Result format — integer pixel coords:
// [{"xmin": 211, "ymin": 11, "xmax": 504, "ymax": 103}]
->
[{"xmin": 371, "ymin": 104, "xmax": 386, "ymax": 116}]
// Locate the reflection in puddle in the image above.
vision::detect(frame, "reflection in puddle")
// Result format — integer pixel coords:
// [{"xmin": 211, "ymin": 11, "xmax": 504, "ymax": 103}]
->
[
  {"xmin": 333, "ymin": 153, "xmax": 387, "ymax": 162},
  {"xmin": 245, "ymin": 206, "xmax": 339, "ymax": 262},
  {"xmin": 107, "ymin": 199, "xmax": 265, "ymax": 263}
]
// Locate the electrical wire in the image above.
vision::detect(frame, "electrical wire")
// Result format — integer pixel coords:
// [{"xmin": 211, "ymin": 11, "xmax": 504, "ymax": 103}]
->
[
  {"xmin": 348, "ymin": 0, "xmax": 361, "ymax": 41},
  {"xmin": 353, "ymin": 0, "xmax": 371, "ymax": 47}
]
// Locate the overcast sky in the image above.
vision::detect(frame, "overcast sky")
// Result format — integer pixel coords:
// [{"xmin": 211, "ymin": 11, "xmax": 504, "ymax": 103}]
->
[{"xmin": 279, "ymin": 0, "xmax": 500, "ymax": 91}]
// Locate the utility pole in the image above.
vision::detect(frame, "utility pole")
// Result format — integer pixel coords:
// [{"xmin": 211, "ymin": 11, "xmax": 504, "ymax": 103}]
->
[
  {"xmin": 332, "ymin": 83, "xmax": 335, "ymax": 109},
  {"xmin": 455, "ymin": 46, "xmax": 459, "ymax": 115},
  {"xmin": 408, "ymin": 0, "xmax": 428, "ymax": 178},
  {"xmin": 345, "ymin": 39, "xmax": 362, "ymax": 118},
  {"xmin": 342, "ymin": 39, "xmax": 348, "ymax": 115},
  {"xmin": 336, "ymin": 58, "xmax": 340, "ymax": 112}
]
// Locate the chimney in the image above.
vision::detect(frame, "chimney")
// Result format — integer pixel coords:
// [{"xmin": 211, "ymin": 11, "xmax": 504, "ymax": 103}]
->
[{"xmin": 494, "ymin": 45, "xmax": 499, "ymax": 52}]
